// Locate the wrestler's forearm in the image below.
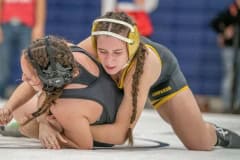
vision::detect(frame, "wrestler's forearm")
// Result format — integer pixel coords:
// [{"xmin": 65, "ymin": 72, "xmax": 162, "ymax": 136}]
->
[
  {"xmin": 35, "ymin": 0, "xmax": 46, "ymax": 28},
  {"xmin": 4, "ymin": 82, "xmax": 36, "ymax": 111},
  {"xmin": 90, "ymin": 100, "xmax": 132, "ymax": 144},
  {"xmin": 90, "ymin": 124, "xmax": 128, "ymax": 145}
]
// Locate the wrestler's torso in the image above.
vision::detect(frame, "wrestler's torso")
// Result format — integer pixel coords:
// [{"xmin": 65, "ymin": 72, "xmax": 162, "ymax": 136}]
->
[{"xmin": 60, "ymin": 46, "xmax": 123, "ymax": 124}]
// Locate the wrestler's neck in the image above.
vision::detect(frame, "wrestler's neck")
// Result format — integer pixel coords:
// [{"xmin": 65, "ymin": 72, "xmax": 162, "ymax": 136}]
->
[{"xmin": 111, "ymin": 69, "xmax": 124, "ymax": 84}]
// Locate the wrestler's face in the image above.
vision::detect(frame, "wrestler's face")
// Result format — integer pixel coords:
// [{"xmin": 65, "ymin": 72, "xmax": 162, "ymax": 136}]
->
[
  {"xmin": 20, "ymin": 55, "xmax": 42, "ymax": 91},
  {"xmin": 96, "ymin": 35, "xmax": 129, "ymax": 76}
]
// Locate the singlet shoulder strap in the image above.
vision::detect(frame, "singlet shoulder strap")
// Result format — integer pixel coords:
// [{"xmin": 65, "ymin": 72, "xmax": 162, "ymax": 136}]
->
[
  {"xmin": 69, "ymin": 45, "xmax": 101, "ymax": 85},
  {"xmin": 69, "ymin": 45, "xmax": 100, "ymax": 67}
]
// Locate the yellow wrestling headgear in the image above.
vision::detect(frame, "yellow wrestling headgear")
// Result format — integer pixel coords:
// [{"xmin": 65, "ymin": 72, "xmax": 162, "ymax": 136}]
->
[{"xmin": 91, "ymin": 18, "xmax": 140, "ymax": 63}]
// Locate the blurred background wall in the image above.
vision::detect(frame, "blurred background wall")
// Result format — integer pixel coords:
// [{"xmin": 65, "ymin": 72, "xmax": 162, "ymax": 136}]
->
[{"xmin": 10, "ymin": 0, "xmax": 233, "ymax": 96}]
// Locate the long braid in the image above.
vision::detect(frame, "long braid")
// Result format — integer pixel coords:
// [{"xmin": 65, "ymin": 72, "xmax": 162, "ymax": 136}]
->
[{"xmin": 126, "ymin": 43, "xmax": 146, "ymax": 145}]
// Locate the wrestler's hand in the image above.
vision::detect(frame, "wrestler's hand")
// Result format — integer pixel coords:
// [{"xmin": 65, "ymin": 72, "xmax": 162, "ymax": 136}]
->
[
  {"xmin": 39, "ymin": 122, "xmax": 67, "ymax": 149},
  {"xmin": 0, "ymin": 107, "xmax": 13, "ymax": 125}
]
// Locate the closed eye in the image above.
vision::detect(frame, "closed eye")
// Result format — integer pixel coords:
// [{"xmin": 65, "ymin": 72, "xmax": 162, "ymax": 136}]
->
[
  {"xmin": 113, "ymin": 51, "xmax": 122, "ymax": 55},
  {"xmin": 98, "ymin": 49, "xmax": 108, "ymax": 54}
]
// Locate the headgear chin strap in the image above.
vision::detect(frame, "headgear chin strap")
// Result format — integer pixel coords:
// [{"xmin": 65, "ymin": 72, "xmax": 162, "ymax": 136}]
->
[
  {"xmin": 91, "ymin": 18, "xmax": 140, "ymax": 65},
  {"xmin": 27, "ymin": 36, "xmax": 73, "ymax": 92}
]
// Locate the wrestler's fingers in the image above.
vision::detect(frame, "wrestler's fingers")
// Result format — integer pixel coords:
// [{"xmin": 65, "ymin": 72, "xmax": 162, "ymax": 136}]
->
[
  {"xmin": 49, "ymin": 136, "xmax": 60, "ymax": 149},
  {"xmin": 2, "ymin": 116, "xmax": 13, "ymax": 125},
  {"xmin": 57, "ymin": 132, "xmax": 68, "ymax": 144},
  {"xmin": 39, "ymin": 138, "xmax": 48, "ymax": 149},
  {"xmin": 0, "ymin": 109, "xmax": 12, "ymax": 124},
  {"xmin": 45, "ymin": 138, "xmax": 54, "ymax": 149}
]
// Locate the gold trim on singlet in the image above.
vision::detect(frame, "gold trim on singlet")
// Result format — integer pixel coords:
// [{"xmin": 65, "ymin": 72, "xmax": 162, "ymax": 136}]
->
[
  {"xmin": 117, "ymin": 60, "xmax": 136, "ymax": 89},
  {"xmin": 145, "ymin": 44, "xmax": 162, "ymax": 68},
  {"xmin": 152, "ymin": 86, "xmax": 189, "ymax": 110},
  {"xmin": 117, "ymin": 44, "xmax": 162, "ymax": 89}
]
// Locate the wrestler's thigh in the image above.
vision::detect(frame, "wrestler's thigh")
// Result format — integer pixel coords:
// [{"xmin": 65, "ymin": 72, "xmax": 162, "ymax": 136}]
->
[{"xmin": 157, "ymin": 88, "xmax": 214, "ymax": 149}]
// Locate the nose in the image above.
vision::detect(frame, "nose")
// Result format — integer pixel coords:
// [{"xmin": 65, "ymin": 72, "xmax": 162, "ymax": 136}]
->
[{"xmin": 105, "ymin": 54, "xmax": 115, "ymax": 66}]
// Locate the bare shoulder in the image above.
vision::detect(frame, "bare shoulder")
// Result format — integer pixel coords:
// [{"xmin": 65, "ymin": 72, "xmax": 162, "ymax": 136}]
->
[
  {"xmin": 123, "ymin": 48, "xmax": 161, "ymax": 94},
  {"xmin": 72, "ymin": 52, "xmax": 99, "ymax": 77},
  {"xmin": 77, "ymin": 36, "xmax": 97, "ymax": 58}
]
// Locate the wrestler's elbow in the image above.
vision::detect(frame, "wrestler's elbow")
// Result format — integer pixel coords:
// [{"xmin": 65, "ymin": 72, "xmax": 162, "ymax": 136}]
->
[
  {"xmin": 113, "ymin": 136, "xmax": 127, "ymax": 145},
  {"xmin": 77, "ymin": 143, "xmax": 93, "ymax": 150},
  {"xmin": 60, "ymin": 140, "xmax": 93, "ymax": 150},
  {"xmin": 113, "ymin": 127, "xmax": 129, "ymax": 145},
  {"xmin": 71, "ymin": 136, "xmax": 94, "ymax": 150}
]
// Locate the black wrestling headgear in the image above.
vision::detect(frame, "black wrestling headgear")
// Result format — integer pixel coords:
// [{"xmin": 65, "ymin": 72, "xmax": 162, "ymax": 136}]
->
[{"xmin": 27, "ymin": 36, "xmax": 73, "ymax": 92}]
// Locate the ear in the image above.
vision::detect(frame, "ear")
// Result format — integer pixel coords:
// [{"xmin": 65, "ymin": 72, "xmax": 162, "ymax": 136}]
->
[{"xmin": 34, "ymin": 76, "xmax": 41, "ymax": 84}]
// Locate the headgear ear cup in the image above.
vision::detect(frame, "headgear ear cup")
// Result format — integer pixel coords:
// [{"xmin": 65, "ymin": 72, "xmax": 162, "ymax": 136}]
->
[
  {"xmin": 128, "ymin": 25, "xmax": 140, "ymax": 61},
  {"xmin": 91, "ymin": 21, "xmax": 98, "ymax": 52}
]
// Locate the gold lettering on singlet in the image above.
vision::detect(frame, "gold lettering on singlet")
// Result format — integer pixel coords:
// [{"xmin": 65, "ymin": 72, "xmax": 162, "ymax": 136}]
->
[{"xmin": 152, "ymin": 86, "xmax": 172, "ymax": 97}]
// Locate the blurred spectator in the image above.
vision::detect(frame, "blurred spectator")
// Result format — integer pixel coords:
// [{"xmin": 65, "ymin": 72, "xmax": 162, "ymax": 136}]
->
[
  {"xmin": 0, "ymin": 0, "xmax": 46, "ymax": 98},
  {"xmin": 101, "ymin": 0, "xmax": 158, "ymax": 37},
  {"xmin": 211, "ymin": 0, "xmax": 240, "ymax": 113}
]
